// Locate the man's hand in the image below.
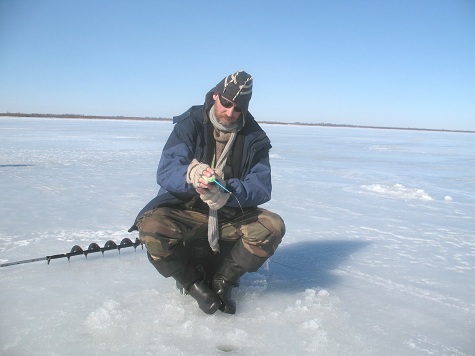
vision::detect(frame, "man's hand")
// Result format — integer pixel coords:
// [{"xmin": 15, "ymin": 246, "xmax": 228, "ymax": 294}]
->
[
  {"xmin": 187, "ymin": 159, "xmax": 229, "ymax": 208},
  {"xmin": 187, "ymin": 159, "xmax": 215, "ymax": 189},
  {"xmin": 197, "ymin": 184, "xmax": 230, "ymax": 210}
]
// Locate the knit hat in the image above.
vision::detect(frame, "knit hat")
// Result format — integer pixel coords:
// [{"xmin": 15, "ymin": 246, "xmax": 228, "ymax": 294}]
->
[{"xmin": 214, "ymin": 70, "xmax": 253, "ymax": 111}]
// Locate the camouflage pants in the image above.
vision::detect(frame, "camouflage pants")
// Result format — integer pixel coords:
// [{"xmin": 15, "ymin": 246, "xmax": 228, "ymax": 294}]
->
[{"xmin": 138, "ymin": 206, "xmax": 285, "ymax": 272}]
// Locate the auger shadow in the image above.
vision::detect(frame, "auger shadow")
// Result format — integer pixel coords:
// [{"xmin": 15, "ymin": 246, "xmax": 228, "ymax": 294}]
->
[{"xmin": 261, "ymin": 239, "xmax": 370, "ymax": 292}]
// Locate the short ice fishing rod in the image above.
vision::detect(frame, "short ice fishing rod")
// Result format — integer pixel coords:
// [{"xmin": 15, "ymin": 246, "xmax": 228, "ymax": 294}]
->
[{"xmin": 0, "ymin": 238, "xmax": 143, "ymax": 268}]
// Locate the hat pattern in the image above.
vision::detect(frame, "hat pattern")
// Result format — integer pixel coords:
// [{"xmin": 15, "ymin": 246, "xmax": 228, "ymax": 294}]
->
[{"xmin": 216, "ymin": 70, "xmax": 253, "ymax": 110}]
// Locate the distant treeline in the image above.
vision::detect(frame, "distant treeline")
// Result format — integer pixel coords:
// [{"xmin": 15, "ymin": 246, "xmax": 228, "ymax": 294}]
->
[
  {"xmin": 0, "ymin": 112, "xmax": 171, "ymax": 122},
  {"xmin": 258, "ymin": 121, "xmax": 475, "ymax": 134},
  {"xmin": 1, "ymin": 112, "xmax": 473, "ymax": 134}
]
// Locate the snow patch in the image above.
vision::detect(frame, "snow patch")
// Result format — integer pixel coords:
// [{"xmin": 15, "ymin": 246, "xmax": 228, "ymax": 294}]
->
[
  {"xmin": 361, "ymin": 183, "xmax": 433, "ymax": 201},
  {"xmin": 84, "ymin": 300, "xmax": 129, "ymax": 331}
]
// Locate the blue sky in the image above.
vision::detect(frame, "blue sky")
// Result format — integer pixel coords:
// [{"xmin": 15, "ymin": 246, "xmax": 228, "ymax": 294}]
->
[{"xmin": 1, "ymin": 0, "xmax": 474, "ymax": 130}]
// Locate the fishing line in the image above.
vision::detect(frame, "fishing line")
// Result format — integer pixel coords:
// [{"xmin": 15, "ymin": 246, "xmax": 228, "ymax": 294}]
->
[{"xmin": 205, "ymin": 176, "xmax": 244, "ymax": 213}]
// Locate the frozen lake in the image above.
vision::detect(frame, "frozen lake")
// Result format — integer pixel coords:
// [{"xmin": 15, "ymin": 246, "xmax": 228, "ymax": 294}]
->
[{"xmin": 1, "ymin": 117, "xmax": 474, "ymax": 355}]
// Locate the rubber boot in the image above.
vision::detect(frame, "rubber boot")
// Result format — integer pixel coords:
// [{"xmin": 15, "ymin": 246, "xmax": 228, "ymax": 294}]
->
[
  {"xmin": 147, "ymin": 252, "xmax": 222, "ymax": 315},
  {"xmin": 173, "ymin": 268, "xmax": 222, "ymax": 315},
  {"xmin": 186, "ymin": 280, "xmax": 222, "ymax": 315},
  {"xmin": 212, "ymin": 256, "xmax": 246, "ymax": 314}
]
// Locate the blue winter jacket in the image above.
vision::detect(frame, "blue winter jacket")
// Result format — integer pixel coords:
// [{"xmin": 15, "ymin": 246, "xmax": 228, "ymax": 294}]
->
[{"xmin": 129, "ymin": 92, "xmax": 273, "ymax": 231}]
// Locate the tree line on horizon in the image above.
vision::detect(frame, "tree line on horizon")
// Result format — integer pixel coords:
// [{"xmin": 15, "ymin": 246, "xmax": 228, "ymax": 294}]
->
[{"xmin": 0, "ymin": 112, "xmax": 473, "ymax": 134}]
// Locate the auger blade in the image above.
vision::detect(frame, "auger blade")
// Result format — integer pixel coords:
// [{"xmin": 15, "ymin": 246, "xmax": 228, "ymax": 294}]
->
[
  {"xmin": 102, "ymin": 240, "xmax": 118, "ymax": 252},
  {"xmin": 67, "ymin": 245, "xmax": 85, "ymax": 262},
  {"xmin": 118, "ymin": 238, "xmax": 133, "ymax": 253},
  {"xmin": 84, "ymin": 243, "xmax": 101, "ymax": 258}
]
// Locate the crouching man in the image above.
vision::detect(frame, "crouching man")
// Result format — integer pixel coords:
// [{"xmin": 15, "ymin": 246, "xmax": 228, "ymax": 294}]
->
[{"xmin": 129, "ymin": 70, "xmax": 285, "ymax": 314}]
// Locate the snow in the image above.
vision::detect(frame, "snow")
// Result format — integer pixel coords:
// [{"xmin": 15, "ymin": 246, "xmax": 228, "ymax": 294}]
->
[{"xmin": 1, "ymin": 117, "xmax": 474, "ymax": 355}]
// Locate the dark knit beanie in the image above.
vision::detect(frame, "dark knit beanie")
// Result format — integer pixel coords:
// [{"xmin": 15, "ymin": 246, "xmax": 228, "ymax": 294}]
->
[{"xmin": 214, "ymin": 70, "xmax": 253, "ymax": 111}]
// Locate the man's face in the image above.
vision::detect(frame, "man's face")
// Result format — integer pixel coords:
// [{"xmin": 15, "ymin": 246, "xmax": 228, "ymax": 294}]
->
[{"xmin": 212, "ymin": 93, "xmax": 242, "ymax": 126}]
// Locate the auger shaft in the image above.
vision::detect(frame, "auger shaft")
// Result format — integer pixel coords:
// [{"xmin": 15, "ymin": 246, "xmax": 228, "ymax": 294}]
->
[{"xmin": 0, "ymin": 238, "xmax": 143, "ymax": 268}]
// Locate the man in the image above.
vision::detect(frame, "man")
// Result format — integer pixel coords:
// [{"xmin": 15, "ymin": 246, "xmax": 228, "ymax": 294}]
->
[{"xmin": 129, "ymin": 70, "xmax": 285, "ymax": 315}]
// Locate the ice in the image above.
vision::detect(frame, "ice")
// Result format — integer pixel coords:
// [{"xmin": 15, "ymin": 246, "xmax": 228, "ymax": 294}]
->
[{"xmin": 1, "ymin": 117, "xmax": 474, "ymax": 355}]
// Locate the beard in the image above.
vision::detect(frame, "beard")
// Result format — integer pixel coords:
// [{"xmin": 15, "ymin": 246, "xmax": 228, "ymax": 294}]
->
[{"xmin": 213, "ymin": 107, "xmax": 240, "ymax": 127}]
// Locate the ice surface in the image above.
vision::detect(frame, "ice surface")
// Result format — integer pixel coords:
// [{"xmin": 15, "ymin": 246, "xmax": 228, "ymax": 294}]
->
[{"xmin": 1, "ymin": 117, "xmax": 474, "ymax": 355}]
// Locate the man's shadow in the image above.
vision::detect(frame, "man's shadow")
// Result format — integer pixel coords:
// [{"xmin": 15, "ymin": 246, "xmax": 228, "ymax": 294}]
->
[{"xmin": 258, "ymin": 239, "xmax": 370, "ymax": 292}]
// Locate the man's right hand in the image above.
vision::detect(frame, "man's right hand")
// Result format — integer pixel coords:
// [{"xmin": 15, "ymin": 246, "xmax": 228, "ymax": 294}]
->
[{"xmin": 187, "ymin": 159, "xmax": 215, "ymax": 189}]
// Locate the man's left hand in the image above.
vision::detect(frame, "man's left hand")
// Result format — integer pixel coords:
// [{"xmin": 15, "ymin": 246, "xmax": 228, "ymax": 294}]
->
[{"xmin": 196, "ymin": 184, "xmax": 230, "ymax": 210}]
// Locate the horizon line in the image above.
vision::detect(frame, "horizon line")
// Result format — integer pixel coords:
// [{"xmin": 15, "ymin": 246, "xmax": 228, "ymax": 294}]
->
[{"xmin": 1, "ymin": 112, "xmax": 473, "ymax": 134}]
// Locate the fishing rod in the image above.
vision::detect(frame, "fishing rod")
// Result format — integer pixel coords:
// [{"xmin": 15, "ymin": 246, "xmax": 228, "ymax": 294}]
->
[{"xmin": 0, "ymin": 237, "xmax": 143, "ymax": 268}]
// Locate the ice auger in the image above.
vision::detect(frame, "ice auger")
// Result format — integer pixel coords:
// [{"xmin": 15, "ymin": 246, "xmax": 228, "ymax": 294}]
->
[{"xmin": 0, "ymin": 238, "xmax": 143, "ymax": 268}]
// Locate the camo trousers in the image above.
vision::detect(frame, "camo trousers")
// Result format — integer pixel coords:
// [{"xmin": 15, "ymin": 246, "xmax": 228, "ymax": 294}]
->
[{"xmin": 137, "ymin": 206, "xmax": 285, "ymax": 272}]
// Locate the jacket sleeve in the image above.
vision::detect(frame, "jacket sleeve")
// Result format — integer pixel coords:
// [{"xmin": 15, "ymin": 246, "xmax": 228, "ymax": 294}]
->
[
  {"xmin": 155, "ymin": 119, "xmax": 199, "ymax": 196},
  {"xmin": 226, "ymin": 150, "xmax": 272, "ymax": 208}
]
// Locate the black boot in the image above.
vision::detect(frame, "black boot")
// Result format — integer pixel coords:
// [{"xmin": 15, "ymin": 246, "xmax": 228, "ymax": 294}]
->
[
  {"xmin": 147, "ymin": 251, "xmax": 222, "ymax": 315},
  {"xmin": 186, "ymin": 280, "xmax": 222, "ymax": 315},
  {"xmin": 212, "ymin": 256, "xmax": 246, "ymax": 314},
  {"xmin": 174, "ymin": 268, "xmax": 222, "ymax": 315}
]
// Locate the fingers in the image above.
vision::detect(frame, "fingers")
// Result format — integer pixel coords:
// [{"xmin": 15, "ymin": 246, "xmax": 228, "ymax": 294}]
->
[
  {"xmin": 202, "ymin": 167, "xmax": 215, "ymax": 178},
  {"xmin": 197, "ymin": 167, "xmax": 216, "ymax": 188},
  {"xmin": 197, "ymin": 178, "xmax": 219, "ymax": 190},
  {"xmin": 196, "ymin": 185, "xmax": 217, "ymax": 196}
]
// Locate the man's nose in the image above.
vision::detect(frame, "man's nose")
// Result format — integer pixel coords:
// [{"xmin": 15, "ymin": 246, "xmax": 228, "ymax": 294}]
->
[{"xmin": 225, "ymin": 106, "xmax": 236, "ymax": 115}]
